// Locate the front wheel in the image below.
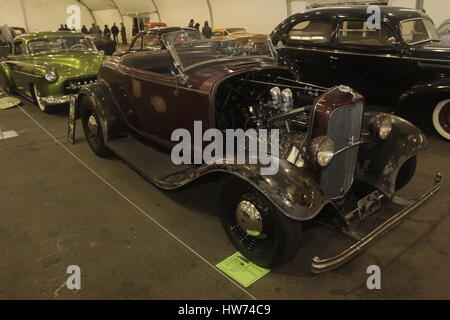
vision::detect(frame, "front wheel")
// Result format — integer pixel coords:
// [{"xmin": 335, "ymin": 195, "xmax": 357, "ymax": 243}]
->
[
  {"xmin": 219, "ymin": 176, "xmax": 302, "ymax": 268},
  {"xmin": 31, "ymin": 83, "xmax": 50, "ymax": 113},
  {"xmin": 81, "ymin": 97, "xmax": 110, "ymax": 158},
  {"xmin": 432, "ymin": 99, "xmax": 450, "ymax": 141}
]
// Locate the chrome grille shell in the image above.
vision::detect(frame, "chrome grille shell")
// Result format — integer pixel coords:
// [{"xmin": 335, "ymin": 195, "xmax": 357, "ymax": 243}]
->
[{"xmin": 320, "ymin": 102, "xmax": 364, "ymax": 198}]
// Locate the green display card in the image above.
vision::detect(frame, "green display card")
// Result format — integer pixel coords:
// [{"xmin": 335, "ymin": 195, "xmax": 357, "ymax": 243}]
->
[{"xmin": 216, "ymin": 252, "xmax": 270, "ymax": 287}]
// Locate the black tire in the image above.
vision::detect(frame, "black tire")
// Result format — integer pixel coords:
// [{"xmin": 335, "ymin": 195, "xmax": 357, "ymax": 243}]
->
[
  {"xmin": 81, "ymin": 96, "xmax": 110, "ymax": 158},
  {"xmin": 219, "ymin": 176, "xmax": 302, "ymax": 268}
]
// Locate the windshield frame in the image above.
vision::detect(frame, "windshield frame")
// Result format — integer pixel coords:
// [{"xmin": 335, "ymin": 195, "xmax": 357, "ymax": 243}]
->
[
  {"xmin": 27, "ymin": 36, "xmax": 97, "ymax": 55},
  {"xmin": 400, "ymin": 18, "xmax": 440, "ymax": 46},
  {"xmin": 165, "ymin": 34, "xmax": 277, "ymax": 75}
]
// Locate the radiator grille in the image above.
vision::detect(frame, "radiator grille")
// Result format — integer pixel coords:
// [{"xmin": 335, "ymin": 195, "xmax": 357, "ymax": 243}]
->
[
  {"xmin": 63, "ymin": 76, "xmax": 97, "ymax": 94},
  {"xmin": 320, "ymin": 102, "xmax": 363, "ymax": 198}
]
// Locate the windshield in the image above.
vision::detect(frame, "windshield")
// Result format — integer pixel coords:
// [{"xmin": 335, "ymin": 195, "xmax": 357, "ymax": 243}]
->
[
  {"xmin": 438, "ymin": 23, "xmax": 450, "ymax": 35},
  {"xmin": 28, "ymin": 36, "xmax": 97, "ymax": 54},
  {"xmin": 161, "ymin": 29, "xmax": 205, "ymax": 47},
  {"xmin": 164, "ymin": 31, "xmax": 274, "ymax": 71},
  {"xmin": 228, "ymin": 28, "xmax": 247, "ymax": 35},
  {"xmin": 400, "ymin": 19, "xmax": 440, "ymax": 45}
]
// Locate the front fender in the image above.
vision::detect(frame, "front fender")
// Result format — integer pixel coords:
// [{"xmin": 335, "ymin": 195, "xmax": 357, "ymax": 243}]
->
[
  {"xmin": 157, "ymin": 159, "xmax": 333, "ymax": 222},
  {"xmin": 396, "ymin": 77, "xmax": 450, "ymax": 114},
  {"xmin": 0, "ymin": 62, "xmax": 14, "ymax": 91},
  {"xmin": 358, "ymin": 112, "xmax": 429, "ymax": 197},
  {"xmin": 77, "ymin": 82, "xmax": 127, "ymax": 142}
]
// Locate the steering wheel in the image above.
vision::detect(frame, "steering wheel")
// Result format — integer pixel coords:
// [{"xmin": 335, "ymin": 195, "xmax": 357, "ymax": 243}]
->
[{"xmin": 70, "ymin": 44, "xmax": 87, "ymax": 50}]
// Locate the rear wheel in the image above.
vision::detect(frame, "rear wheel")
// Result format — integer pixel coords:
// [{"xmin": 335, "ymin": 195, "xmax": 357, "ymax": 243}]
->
[
  {"xmin": 219, "ymin": 176, "xmax": 302, "ymax": 268},
  {"xmin": 432, "ymin": 99, "xmax": 450, "ymax": 141},
  {"xmin": 81, "ymin": 97, "xmax": 110, "ymax": 158},
  {"xmin": 31, "ymin": 83, "xmax": 50, "ymax": 113}
]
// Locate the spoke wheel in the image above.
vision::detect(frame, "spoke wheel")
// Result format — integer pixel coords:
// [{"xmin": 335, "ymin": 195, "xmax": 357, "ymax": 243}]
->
[{"xmin": 433, "ymin": 99, "xmax": 450, "ymax": 141}]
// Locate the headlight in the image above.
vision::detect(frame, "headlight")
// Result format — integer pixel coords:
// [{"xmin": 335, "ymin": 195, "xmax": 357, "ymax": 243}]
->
[
  {"xmin": 371, "ymin": 115, "xmax": 392, "ymax": 140},
  {"xmin": 309, "ymin": 136, "xmax": 336, "ymax": 167},
  {"xmin": 44, "ymin": 71, "xmax": 58, "ymax": 82}
]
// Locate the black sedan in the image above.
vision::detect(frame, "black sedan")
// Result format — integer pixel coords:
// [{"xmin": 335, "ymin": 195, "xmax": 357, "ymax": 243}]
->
[{"xmin": 271, "ymin": 6, "xmax": 450, "ymax": 141}]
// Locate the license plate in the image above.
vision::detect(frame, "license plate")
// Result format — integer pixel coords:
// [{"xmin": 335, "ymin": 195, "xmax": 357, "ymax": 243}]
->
[{"xmin": 356, "ymin": 190, "xmax": 383, "ymax": 220}]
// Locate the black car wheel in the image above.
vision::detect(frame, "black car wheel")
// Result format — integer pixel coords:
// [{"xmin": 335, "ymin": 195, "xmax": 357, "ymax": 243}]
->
[
  {"xmin": 433, "ymin": 99, "xmax": 450, "ymax": 141},
  {"xmin": 81, "ymin": 97, "xmax": 110, "ymax": 158},
  {"xmin": 219, "ymin": 176, "xmax": 302, "ymax": 268}
]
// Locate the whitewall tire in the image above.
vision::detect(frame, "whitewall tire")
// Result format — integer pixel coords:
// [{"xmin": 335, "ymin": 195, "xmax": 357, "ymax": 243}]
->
[
  {"xmin": 432, "ymin": 99, "xmax": 450, "ymax": 141},
  {"xmin": 32, "ymin": 84, "xmax": 49, "ymax": 113}
]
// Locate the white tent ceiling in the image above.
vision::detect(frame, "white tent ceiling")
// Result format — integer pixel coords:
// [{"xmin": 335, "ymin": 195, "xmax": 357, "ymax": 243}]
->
[{"xmin": 1, "ymin": 0, "xmax": 446, "ymax": 39}]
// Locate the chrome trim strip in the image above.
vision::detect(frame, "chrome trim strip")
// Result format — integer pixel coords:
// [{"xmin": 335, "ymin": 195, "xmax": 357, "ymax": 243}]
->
[
  {"xmin": 40, "ymin": 95, "xmax": 73, "ymax": 105},
  {"xmin": 311, "ymin": 173, "xmax": 443, "ymax": 274},
  {"xmin": 279, "ymin": 45, "xmax": 450, "ymax": 64}
]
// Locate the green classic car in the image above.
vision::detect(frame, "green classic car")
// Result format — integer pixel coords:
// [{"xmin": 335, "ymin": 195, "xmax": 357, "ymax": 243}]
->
[{"xmin": 0, "ymin": 31, "xmax": 104, "ymax": 112}]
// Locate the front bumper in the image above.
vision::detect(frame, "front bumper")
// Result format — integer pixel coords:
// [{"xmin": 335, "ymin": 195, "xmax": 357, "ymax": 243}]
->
[
  {"xmin": 311, "ymin": 173, "xmax": 443, "ymax": 273},
  {"xmin": 40, "ymin": 95, "xmax": 73, "ymax": 105}
]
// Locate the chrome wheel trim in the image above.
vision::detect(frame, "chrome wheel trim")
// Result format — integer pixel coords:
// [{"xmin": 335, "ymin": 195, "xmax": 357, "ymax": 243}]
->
[
  {"xmin": 87, "ymin": 114, "xmax": 99, "ymax": 142},
  {"xmin": 235, "ymin": 200, "xmax": 263, "ymax": 237},
  {"xmin": 433, "ymin": 99, "xmax": 450, "ymax": 140},
  {"xmin": 33, "ymin": 84, "xmax": 46, "ymax": 112}
]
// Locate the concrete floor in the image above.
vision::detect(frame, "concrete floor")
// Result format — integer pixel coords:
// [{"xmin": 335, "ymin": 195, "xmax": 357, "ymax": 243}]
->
[{"xmin": 0, "ymin": 98, "xmax": 449, "ymax": 300}]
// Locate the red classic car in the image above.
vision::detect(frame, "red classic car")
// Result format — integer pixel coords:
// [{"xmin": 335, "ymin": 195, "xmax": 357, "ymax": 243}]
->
[{"xmin": 76, "ymin": 30, "xmax": 441, "ymax": 272}]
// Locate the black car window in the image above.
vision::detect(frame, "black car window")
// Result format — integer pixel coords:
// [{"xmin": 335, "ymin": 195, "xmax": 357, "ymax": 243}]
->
[
  {"xmin": 131, "ymin": 36, "xmax": 143, "ymax": 51},
  {"xmin": 13, "ymin": 41, "xmax": 24, "ymax": 55},
  {"xmin": 337, "ymin": 20, "xmax": 397, "ymax": 47},
  {"xmin": 286, "ymin": 20, "xmax": 333, "ymax": 44}
]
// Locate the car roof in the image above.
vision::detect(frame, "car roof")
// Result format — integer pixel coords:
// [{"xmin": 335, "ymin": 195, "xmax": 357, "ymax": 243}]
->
[
  {"xmin": 292, "ymin": 6, "xmax": 430, "ymax": 24},
  {"xmin": 15, "ymin": 31, "xmax": 85, "ymax": 42}
]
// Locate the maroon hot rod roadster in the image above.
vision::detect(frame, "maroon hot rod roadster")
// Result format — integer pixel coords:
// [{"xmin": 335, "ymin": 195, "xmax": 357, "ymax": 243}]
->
[{"xmin": 77, "ymin": 31, "xmax": 441, "ymax": 272}]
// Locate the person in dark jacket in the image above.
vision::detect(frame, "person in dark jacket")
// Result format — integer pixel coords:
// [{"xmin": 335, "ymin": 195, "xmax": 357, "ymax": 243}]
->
[
  {"xmin": 188, "ymin": 19, "xmax": 194, "ymax": 28},
  {"xmin": 81, "ymin": 25, "xmax": 88, "ymax": 34},
  {"xmin": 120, "ymin": 23, "xmax": 127, "ymax": 45},
  {"xmin": 194, "ymin": 23, "xmax": 200, "ymax": 31},
  {"xmin": 103, "ymin": 25, "xmax": 111, "ymax": 39},
  {"xmin": 58, "ymin": 24, "xmax": 64, "ymax": 31},
  {"xmin": 202, "ymin": 21, "xmax": 212, "ymax": 38},
  {"xmin": 111, "ymin": 23, "xmax": 119, "ymax": 44}
]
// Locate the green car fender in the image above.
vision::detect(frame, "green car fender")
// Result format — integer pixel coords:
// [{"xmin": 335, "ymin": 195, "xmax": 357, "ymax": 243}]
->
[{"xmin": 0, "ymin": 62, "xmax": 14, "ymax": 93}]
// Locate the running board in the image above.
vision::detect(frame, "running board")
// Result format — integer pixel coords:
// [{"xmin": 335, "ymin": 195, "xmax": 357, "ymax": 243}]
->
[{"xmin": 107, "ymin": 137, "xmax": 195, "ymax": 189}]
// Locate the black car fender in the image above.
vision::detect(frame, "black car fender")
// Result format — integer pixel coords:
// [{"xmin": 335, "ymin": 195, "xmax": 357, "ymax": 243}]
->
[
  {"xmin": 357, "ymin": 112, "xmax": 429, "ymax": 197},
  {"xmin": 77, "ymin": 81, "xmax": 127, "ymax": 143},
  {"xmin": 157, "ymin": 159, "xmax": 334, "ymax": 222},
  {"xmin": 396, "ymin": 77, "xmax": 450, "ymax": 114}
]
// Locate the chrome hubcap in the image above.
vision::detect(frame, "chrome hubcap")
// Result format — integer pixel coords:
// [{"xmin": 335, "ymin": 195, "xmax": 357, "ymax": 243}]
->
[
  {"xmin": 235, "ymin": 200, "xmax": 263, "ymax": 237},
  {"xmin": 87, "ymin": 115, "xmax": 98, "ymax": 137}
]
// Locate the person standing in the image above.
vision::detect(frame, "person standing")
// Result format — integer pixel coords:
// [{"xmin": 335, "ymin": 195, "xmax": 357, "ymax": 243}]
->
[
  {"xmin": 188, "ymin": 19, "xmax": 194, "ymax": 28},
  {"xmin": 120, "ymin": 23, "xmax": 128, "ymax": 45},
  {"xmin": 111, "ymin": 23, "xmax": 119, "ymax": 44},
  {"xmin": 58, "ymin": 24, "xmax": 64, "ymax": 31},
  {"xmin": 81, "ymin": 25, "xmax": 88, "ymax": 34},
  {"xmin": 103, "ymin": 25, "xmax": 111, "ymax": 39},
  {"xmin": 202, "ymin": 21, "xmax": 212, "ymax": 38},
  {"xmin": 194, "ymin": 23, "xmax": 200, "ymax": 31}
]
